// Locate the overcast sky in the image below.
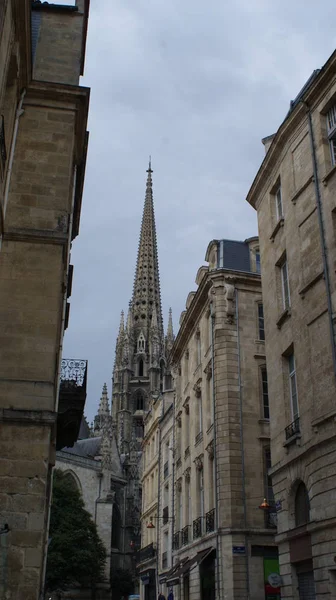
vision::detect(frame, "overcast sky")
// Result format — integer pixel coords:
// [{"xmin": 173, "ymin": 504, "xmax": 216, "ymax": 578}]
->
[{"xmin": 61, "ymin": 0, "xmax": 336, "ymax": 424}]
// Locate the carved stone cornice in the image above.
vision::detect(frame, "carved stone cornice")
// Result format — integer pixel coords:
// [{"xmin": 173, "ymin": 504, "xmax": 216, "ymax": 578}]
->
[
  {"xmin": 204, "ymin": 361, "xmax": 212, "ymax": 380},
  {"xmin": 206, "ymin": 440, "xmax": 214, "ymax": 461},
  {"xmin": 193, "ymin": 379, "xmax": 202, "ymax": 398},
  {"xmin": 194, "ymin": 454, "xmax": 204, "ymax": 471}
]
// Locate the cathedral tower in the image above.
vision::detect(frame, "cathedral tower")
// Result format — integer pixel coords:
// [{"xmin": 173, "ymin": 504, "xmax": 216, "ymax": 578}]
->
[{"xmin": 112, "ymin": 160, "xmax": 172, "ymax": 453}]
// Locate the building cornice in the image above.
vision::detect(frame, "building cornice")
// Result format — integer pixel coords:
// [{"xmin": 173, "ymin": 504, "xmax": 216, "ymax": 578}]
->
[{"xmin": 246, "ymin": 50, "xmax": 336, "ymax": 210}]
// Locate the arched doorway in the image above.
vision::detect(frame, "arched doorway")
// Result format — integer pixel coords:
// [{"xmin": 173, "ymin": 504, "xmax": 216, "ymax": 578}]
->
[{"xmin": 290, "ymin": 481, "xmax": 315, "ymax": 600}]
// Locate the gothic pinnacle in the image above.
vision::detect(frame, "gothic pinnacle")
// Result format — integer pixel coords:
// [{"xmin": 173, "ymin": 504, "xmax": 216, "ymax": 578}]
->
[
  {"xmin": 167, "ymin": 307, "xmax": 174, "ymax": 339},
  {"xmin": 98, "ymin": 383, "xmax": 110, "ymax": 416}
]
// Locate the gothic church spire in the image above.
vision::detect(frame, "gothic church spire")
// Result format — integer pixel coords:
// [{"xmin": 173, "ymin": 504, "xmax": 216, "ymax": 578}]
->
[{"xmin": 132, "ymin": 159, "xmax": 163, "ymax": 335}]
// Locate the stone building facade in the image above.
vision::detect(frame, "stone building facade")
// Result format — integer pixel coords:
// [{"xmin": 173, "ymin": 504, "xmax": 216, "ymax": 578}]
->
[
  {"xmin": 56, "ymin": 385, "xmax": 127, "ymax": 596},
  {"xmin": 246, "ymin": 50, "xmax": 336, "ymax": 600},
  {"xmin": 163, "ymin": 238, "xmax": 278, "ymax": 600},
  {"xmin": 138, "ymin": 389, "xmax": 174, "ymax": 600},
  {"xmin": 111, "ymin": 162, "xmax": 174, "ymax": 564},
  {"xmin": 0, "ymin": 2, "xmax": 90, "ymax": 599}
]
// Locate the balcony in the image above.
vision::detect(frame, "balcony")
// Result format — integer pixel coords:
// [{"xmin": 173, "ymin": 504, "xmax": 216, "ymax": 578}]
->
[
  {"xmin": 206, "ymin": 509, "xmax": 215, "ymax": 533},
  {"xmin": 163, "ymin": 506, "xmax": 169, "ymax": 524},
  {"xmin": 195, "ymin": 431, "xmax": 203, "ymax": 446},
  {"xmin": 136, "ymin": 542, "xmax": 156, "ymax": 564},
  {"xmin": 57, "ymin": 358, "xmax": 88, "ymax": 450},
  {"xmin": 162, "ymin": 551, "xmax": 168, "ymax": 569},
  {"xmin": 164, "ymin": 461, "xmax": 169, "ymax": 479},
  {"xmin": 285, "ymin": 417, "xmax": 300, "ymax": 440},
  {"xmin": 184, "ymin": 446, "xmax": 190, "ymax": 459},
  {"xmin": 181, "ymin": 525, "xmax": 189, "ymax": 546},
  {"xmin": 173, "ymin": 531, "xmax": 181, "ymax": 550},
  {"xmin": 193, "ymin": 517, "xmax": 202, "ymax": 540}
]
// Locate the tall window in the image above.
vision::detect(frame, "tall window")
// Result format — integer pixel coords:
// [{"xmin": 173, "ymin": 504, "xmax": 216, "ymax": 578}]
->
[
  {"xmin": 135, "ymin": 390, "xmax": 144, "ymax": 411},
  {"xmin": 258, "ymin": 303, "xmax": 265, "ymax": 340},
  {"xmin": 199, "ymin": 469, "xmax": 204, "ymax": 518},
  {"xmin": 197, "ymin": 334, "xmax": 201, "ymax": 365},
  {"xmin": 264, "ymin": 447, "xmax": 274, "ymax": 505},
  {"xmin": 295, "ymin": 482, "xmax": 310, "ymax": 526},
  {"xmin": 138, "ymin": 358, "xmax": 144, "ymax": 377},
  {"xmin": 275, "ymin": 183, "xmax": 283, "ymax": 220},
  {"xmin": 327, "ymin": 104, "xmax": 336, "ymax": 166},
  {"xmin": 288, "ymin": 353, "xmax": 299, "ymax": 420},
  {"xmin": 256, "ymin": 249, "xmax": 261, "ymax": 274},
  {"xmin": 261, "ymin": 366, "xmax": 269, "ymax": 419},
  {"xmin": 281, "ymin": 259, "xmax": 290, "ymax": 309}
]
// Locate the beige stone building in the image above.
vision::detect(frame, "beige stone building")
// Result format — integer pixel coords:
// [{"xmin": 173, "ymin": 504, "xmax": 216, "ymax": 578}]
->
[
  {"xmin": 138, "ymin": 388, "xmax": 174, "ymax": 600},
  {"xmin": 246, "ymin": 50, "xmax": 336, "ymax": 600},
  {"xmin": 0, "ymin": 1, "xmax": 90, "ymax": 598},
  {"xmin": 154, "ymin": 238, "xmax": 279, "ymax": 600}
]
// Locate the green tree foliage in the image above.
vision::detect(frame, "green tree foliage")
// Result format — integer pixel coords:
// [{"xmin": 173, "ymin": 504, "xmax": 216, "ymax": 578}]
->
[
  {"xmin": 45, "ymin": 469, "xmax": 106, "ymax": 592},
  {"xmin": 110, "ymin": 568, "xmax": 134, "ymax": 599}
]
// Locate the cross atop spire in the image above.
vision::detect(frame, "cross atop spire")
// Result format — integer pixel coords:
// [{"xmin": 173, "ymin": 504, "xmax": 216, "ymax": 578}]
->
[{"xmin": 132, "ymin": 160, "xmax": 163, "ymax": 335}]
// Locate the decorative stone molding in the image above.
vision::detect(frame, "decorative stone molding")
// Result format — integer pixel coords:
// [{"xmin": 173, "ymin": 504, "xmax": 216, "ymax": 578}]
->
[
  {"xmin": 184, "ymin": 467, "xmax": 191, "ymax": 482},
  {"xmin": 204, "ymin": 361, "xmax": 212, "ymax": 380},
  {"xmin": 177, "ymin": 477, "xmax": 182, "ymax": 492},
  {"xmin": 194, "ymin": 454, "xmax": 204, "ymax": 471},
  {"xmin": 223, "ymin": 282, "xmax": 235, "ymax": 323},
  {"xmin": 183, "ymin": 397, "xmax": 190, "ymax": 415},
  {"xmin": 193, "ymin": 379, "xmax": 202, "ymax": 398},
  {"xmin": 206, "ymin": 440, "xmax": 214, "ymax": 461},
  {"xmin": 176, "ymin": 410, "xmax": 182, "ymax": 427}
]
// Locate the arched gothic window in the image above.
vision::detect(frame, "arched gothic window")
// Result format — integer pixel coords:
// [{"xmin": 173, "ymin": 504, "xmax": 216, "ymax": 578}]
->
[
  {"xmin": 135, "ymin": 390, "xmax": 145, "ymax": 411},
  {"xmin": 295, "ymin": 481, "xmax": 310, "ymax": 527},
  {"xmin": 111, "ymin": 504, "xmax": 121, "ymax": 550},
  {"xmin": 138, "ymin": 358, "xmax": 144, "ymax": 377}
]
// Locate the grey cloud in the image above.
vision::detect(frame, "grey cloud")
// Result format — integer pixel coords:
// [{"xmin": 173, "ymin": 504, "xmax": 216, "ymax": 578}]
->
[{"xmin": 63, "ymin": 0, "xmax": 336, "ymax": 421}]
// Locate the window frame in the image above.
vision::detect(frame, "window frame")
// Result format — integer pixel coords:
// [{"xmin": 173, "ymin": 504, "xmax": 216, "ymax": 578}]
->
[
  {"xmin": 258, "ymin": 302, "xmax": 265, "ymax": 341},
  {"xmin": 327, "ymin": 104, "xmax": 336, "ymax": 166},
  {"xmin": 281, "ymin": 259, "xmax": 290, "ymax": 310},
  {"xmin": 260, "ymin": 365, "xmax": 269, "ymax": 420},
  {"xmin": 275, "ymin": 184, "xmax": 283, "ymax": 221},
  {"xmin": 255, "ymin": 249, "xmax": 261, "ymax": 274},
  {"xmin": 288, "ymin": 353, "xmax": 299, "ymax": 420}
]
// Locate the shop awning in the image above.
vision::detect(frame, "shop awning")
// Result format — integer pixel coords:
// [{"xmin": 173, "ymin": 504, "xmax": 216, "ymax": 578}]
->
[{"xmin": 166, "ymin": 547, "xmax": 214, "ymax": 585}]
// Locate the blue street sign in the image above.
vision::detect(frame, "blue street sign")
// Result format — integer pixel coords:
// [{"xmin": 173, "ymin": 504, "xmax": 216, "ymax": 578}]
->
[{"xmin": 232, "ymin": 546, "xmax": 246, "ymax": 555}]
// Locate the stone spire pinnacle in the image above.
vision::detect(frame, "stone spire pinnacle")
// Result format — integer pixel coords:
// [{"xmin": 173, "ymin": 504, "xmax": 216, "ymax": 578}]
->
[
  {"xmin": 167, "ymin": 307, "xmax": 174, "ymax": 339},
  {"xmin": 132, "ymin": 160, "xmax": 163, "ymax": 335},
  {"xmin": 98, "ymin": 383, "xmax": 110, "ymax": 416},
  {"xmin": 118, "ymin": 310, "xmax": 125, "ymax": 336},
  {"xmin": 126, "ymin": 301, "xmax": 133, "ymax": 333}
]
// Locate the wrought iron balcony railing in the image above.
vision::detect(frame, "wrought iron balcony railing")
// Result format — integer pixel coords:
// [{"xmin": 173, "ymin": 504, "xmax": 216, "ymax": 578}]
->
[
  {"xmin": 173, "ymin": 531, "xmax": 181, "ymax": 550},
  {"xmin": 136, "ymin": 542, "xmax": 156, "ymax": 564},
  {"xmin": 57, "ymin": 358, "xmax": 88, "ymax": 451},
  {"xmin": 162, "ymin": 551, "xmax": 168, "ymax": 569},
  {"xmin": 195, "ymin": 431, "xmax": 203, "ymax": 446},
  {"xmin": 184, "ymin": 446, "xmax": 190, "ymax": 459},
  {"xmin": 181, "ymin": 525, "xmax": 189, "ymax": 546},
  {"xmin": 164, "ymin": 461, "xmax": 169, "ymax": 479},
  {"xmin": 163, "ymin": 506, "xmax": 169, "ymax": 524},
  {"xmin": 206, "ymin": 508, "xmax": 215, "ymax": 533},
  {"xmin": 193, "ymin": 517, "xmax": 202, "ymax": 540},
  {"xmin": 285, "ymin": 417, "xmax": 300, "ymax": 440}
]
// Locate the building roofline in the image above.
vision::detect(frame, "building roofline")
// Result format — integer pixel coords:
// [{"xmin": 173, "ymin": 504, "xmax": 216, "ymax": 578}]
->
[{"xmin": 246, "ymin": 49, "xmax": 336, "ymax": 209}]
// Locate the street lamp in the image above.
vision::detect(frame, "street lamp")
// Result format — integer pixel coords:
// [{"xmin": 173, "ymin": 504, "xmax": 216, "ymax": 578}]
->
[{"xmin": 146, "ymin": 516, "xmax": 174, "ymax": 529}]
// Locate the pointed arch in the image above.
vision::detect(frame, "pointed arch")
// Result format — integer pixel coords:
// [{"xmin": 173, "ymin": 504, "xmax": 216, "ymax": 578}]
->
[
  {"xmin": 62, "ymin": 470, "xmax": 82, "ymax": 493},
  {"xmin": 138, "ymin": 357, "xmax": 144, "ymax": 377}
]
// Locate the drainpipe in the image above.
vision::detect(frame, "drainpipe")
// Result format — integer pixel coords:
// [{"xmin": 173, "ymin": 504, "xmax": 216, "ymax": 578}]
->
[
  {"xmin": 156, "ymin": 396, "xmax": 164, "ymax": 594},
  {"xmin": 210, "ymin": 300, "xmax": 222, "ymax": 600},
  {"xmin": 303, "ymin": 101, "xmax": 336, "ymax": 378},
  {"xmin": 235, "ymin": 289, "xmax": 250, "ymax": 600},
  {"xmin": 3, "ymin": 89, "xmax": 26, "ymax": 220},
  {"xmin": 171, "ymin": 394, "xmax": 176, "ymax": 575}
]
